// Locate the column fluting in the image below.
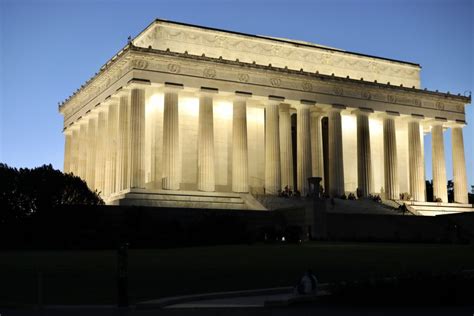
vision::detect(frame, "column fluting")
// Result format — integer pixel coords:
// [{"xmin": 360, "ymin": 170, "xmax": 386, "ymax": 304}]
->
[
  {"xmin": 328, "ymin": 108, "xmax": 345, "ymax": 197},
  {"xmin": 63, "ymin": 131, "xmax": 72, "ymax": 174},
  {"xmin": 279, "ymin": 103, "xmax": 294, "ymax": 190},
  {"xmin": 94, "ymin": 110, "xmax": 107, "ymax": 195},
  {"xmin": 104, "ymin": 103, "xmax": 118, "ymax": 196},
  {"xmin": 431, "ymin": 123, "xmax": 448, "ymax": 202},
  {"xmin": 69, "ymin": 129, "xmax": 79, "ymax": 176},
  {"xmin": 85, "ymin": 117, "xmax": 97, "ymax": 190},
  {"xmin": 129, "ymin": 88, "xmax": 146, "ymax": 189},
  {"xmin": 408, "ymin": 119, "xmax": 425, "ymax": 202},
  {"xmin": 310, "ymin": 110, "xmax": 324, "ymax": 181},
  {"xmin": 383, "ymin": 115, "xmax": 399, "ymax": 200},
  {"xmin": 297, "ymin": 103, "xmax": 312, "ymax": 196},
  {"xmin": 265, "ymin": 99, "xmax": 281, "ymax": 195},
  {"xmin": 452, "ymin": 126, "xmax": 468, "ymax": 203},
  {"xmin": 356, "ymin": 111, "xmax": 372, "ymax": 197},
  {"xmin": 197, "ymin": 93, "xmax": 216, "ymax": 192},
  {"xmin": 116, "ymin": 93, "xmax": 130, "ymax": 192},
  {"xmin": 77, "ymin": 123, "xmax": 88, "ymax": 181},
  {"xmin": 232, "ymin": 97, "xmax": 249, "ymax": 193},
  {"xmin": 162, "ymin": 90, "xmax": 180, "ymax": 190}
]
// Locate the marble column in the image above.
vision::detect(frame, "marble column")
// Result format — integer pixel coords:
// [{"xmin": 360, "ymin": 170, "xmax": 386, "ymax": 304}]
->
[
  {"xmin": 63, "ymin": 131, "xmax": 72, "ymax": 174},
  {"xmin": 162, "ymin": 87, "xmax": 181, "ymax": 190},
  {"xmin": 116, "ymin": 93, "xmax": 130, "ymax": 192},
  {"xmin": 310, "ymin": 109, "xmax": 324, "ymax": 182},
  {"xmin": 431, "ymin": 122, "xmax": 448, "ymax": 202},
  {"xmin": 94, "ymin": 110, "xmax": 107, "ymax": 195},
  {"xmin": 104, "ymin": 103, "xmax": 118, "ymax": 196},
  {"xmin": 197, "ymin": 92, "xmax": 216, "ymax": 192},
  {"xmin": 129, "ymin": 88, "xmax": 146, "ymax": 189},
  {"xmin": 383, "ymin": 114, "xmax": 399, "ymax": 200},
  {"xmin": 77, "ymin": 123, "xmax": 88, "ymax": 181},
  {"xmin": 328, "ymin": 107, "xmax": 345, "ymax": 197},
  {"xmin": 408, "ymin": 117, "xmax": 425, "ymax": 202},
  {"xmin": 356, "ymin": 109, "xmax": 373, "ymax": 197},
  {"xmin": 452, "ymin": 125, "xmax": 468, "ymax": 204},
  {"xmin": 232, "ymin": 94, "xmax": 249, "ymax": 193},
  {"xmin": 85, "ymin": 117, "xmax": 97, "ymax": 190},
  {"xmin": 265, "ymin": 97, "xmax": 282, "ymax": 195},
  {"xmin": 69, "ymin": 129, "xmax": 79, "ymax": 176},
  {"xmin": 279, "ymin": 103, "xmax": 294, "ymax": 190},
  {"xmin": 297, "ymin": 102, "xmax": 312, "ymax": 196}
]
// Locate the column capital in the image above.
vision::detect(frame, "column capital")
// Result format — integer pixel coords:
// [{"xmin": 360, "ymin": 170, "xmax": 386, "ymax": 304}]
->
[
  {"xmin": 352, "ymin": 107, "xmax": 374, "ymax": 116},
  {"xmin": 330, "ymin": 104, "xmax": 346, "ymax": 112},
  {"xmin": 429, "ymin": 117, "xmax": 447, "ymax": 127},
  {"xmin": 310, "ymin": 107, "xmax": 325, "ymax": 117},
  {"xmin": 403, "ymin": 113, "xmax": 425, "ymax": 123},
  {"xmin": 127, "ymin": 78, "xmax": 151, "ymax": 89},
  {"xmin": 233, "ymin": 91, "xmax": 252, "ymax": 101},
  {"xmin": 200, "ymin": 86, "xmax": 219, "ymax": 96},
  {"xmin": 279, "ymin": 103, "xmax": 291, "ymax": 112},
  {"xmin": 267, "ymin": 95, "xmax": 285, "ymax": 105},
  {"xmin": 163, "ymin": 82, "xmax": 184, "ymax": 92}
]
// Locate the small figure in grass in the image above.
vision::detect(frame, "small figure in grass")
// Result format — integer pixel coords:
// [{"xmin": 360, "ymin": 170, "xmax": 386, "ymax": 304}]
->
[{"xmin": 295, "ymin": 269, "xmax": 318, "ymax": 295}]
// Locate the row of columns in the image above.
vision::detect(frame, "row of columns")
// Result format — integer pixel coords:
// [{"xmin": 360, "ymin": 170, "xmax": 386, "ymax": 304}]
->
[{"xmin": 63, "ymin": 86, "xmax": 468, "ymax": 203}]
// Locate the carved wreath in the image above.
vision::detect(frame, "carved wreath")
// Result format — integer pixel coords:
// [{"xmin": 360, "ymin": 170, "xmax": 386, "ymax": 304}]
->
[
  {"xmin": 203, "ymin": 68, "xmax": 217, "ymax": 78},
  {"xmin": 270, "ymin": 78, "xmax": 282, "ymax": 87},
  {"xmin": 167, "ymin": 63, "xmax": 181, "ymax": 74},
  {"xmin": 238, "ymin": 73, "xmax": 249, "ymax": 83},
  {"xmin": 302, "ymin": 81, "xmax": 312, "ymax": 92}
]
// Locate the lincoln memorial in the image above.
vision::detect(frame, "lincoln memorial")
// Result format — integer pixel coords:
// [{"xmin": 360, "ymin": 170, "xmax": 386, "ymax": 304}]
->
[{"xmin": 59, "ymin": 19, "xmax": 471, "ymax": 214}]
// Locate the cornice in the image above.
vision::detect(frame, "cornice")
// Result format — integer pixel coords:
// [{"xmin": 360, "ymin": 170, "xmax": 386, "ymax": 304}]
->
[{"xmin": 59, "ymin": 44, "xmax": 471, "ymax": 118}]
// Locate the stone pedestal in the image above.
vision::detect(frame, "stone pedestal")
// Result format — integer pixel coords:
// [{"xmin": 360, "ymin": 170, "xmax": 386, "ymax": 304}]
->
[
  {"xmin": 162, "ymin": 89, "xmax": 181, "ymax": 190},
  {"xmin": 431, "ymin": 123, "xmax": 448, "ymax": 202},
  {"xmin": 328, "ymin": 107, "xmax": 344, "ymax": 197},
  {"xmin": 383, "ymin": 115, "xmax": 399, "ymax": 200},
  {"xmin": 408, "ymin": 119, "xmax": 425, "ymax": 201},
  {"xmin": 452, "ymin": 126, "xmax": 468, "ymax": 203},
  {"xmin": 232, "ymin": 97, "xmax": 249, "ymax": 193},
  {"xmin": 279, "ymin": 103, "xmax": 293, "ymax": 190},
  {"xmin": 265, "ymin": 98, "xmax": 281, "ymax": 195},
  {"xmin": 356, "ymin": 110, "xmax": 372, "ymax": 197},
  {"xmin": 297, "ymin": 103, "xmax": 311, "ymax": 196},
  {"xmin": 198, "ymin": 94, "xmax": 216, "ymax": 192}
]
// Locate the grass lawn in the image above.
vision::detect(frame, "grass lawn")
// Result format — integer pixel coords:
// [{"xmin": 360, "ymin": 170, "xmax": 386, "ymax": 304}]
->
[{"xmin": 1, "ymin": 241, "xmax": 474, "ymax": 306}]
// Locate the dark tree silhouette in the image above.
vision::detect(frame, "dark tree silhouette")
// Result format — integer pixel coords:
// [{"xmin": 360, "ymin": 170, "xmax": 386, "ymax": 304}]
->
[{"xmin": 0, "ymin": 163, "xmax": 103, "ymax": 224}]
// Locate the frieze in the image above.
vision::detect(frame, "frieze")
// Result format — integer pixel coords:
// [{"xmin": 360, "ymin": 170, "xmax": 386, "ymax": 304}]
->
[{"xmin": 61, "ymin": 49, "xmax": 467, "ymax": 125}]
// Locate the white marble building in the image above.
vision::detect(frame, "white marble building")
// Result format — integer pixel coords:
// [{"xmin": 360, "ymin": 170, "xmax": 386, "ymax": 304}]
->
[{"xmin": 59, "ymin": 19, "xmax": 471, "ymax": 212}]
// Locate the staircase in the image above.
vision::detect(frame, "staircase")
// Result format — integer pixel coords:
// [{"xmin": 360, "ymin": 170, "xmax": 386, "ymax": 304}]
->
[{"xmin": 106, "ymin": 188, "xmax": 266, "ymax": 210}]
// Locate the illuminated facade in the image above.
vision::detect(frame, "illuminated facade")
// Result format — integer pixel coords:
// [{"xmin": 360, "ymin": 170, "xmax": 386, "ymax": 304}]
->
[{"xmin": 59, "ymin": 19, "xmax": 471, "ymax": 213}]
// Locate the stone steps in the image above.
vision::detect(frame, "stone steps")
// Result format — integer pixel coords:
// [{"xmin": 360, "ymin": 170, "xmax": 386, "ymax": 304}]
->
[{"xmin": 106, "ymin": 188, "xmax": 266, "ymax": 210}]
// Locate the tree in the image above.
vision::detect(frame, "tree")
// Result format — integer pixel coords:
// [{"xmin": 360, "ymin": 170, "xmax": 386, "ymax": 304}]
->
[{"xmin": 0, "ymin": 164, "xmax": 103, "ymax": 224}]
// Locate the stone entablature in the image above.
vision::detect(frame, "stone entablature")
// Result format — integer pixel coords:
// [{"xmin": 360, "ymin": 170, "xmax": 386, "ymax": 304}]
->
[
  {"xmin": 60, "ymin": 45, "xmax": 469, "ymax": 130},
  {"xmin": 133, "ymin": 19, "xmax": 421, "ymax": 88}
]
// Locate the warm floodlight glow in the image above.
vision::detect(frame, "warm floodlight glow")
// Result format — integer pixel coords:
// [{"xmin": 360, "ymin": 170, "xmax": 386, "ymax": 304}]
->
[
  {"xmin": 179, "ymin": 97, "xmax": 199, "ymax": 117},
  {"xmin": 214, "ymin": 100, "xmax": 233, "ymax": 120},
  {"xmin": 147, "ymin": 93, "xmax": 164, "ymax": 114}
]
